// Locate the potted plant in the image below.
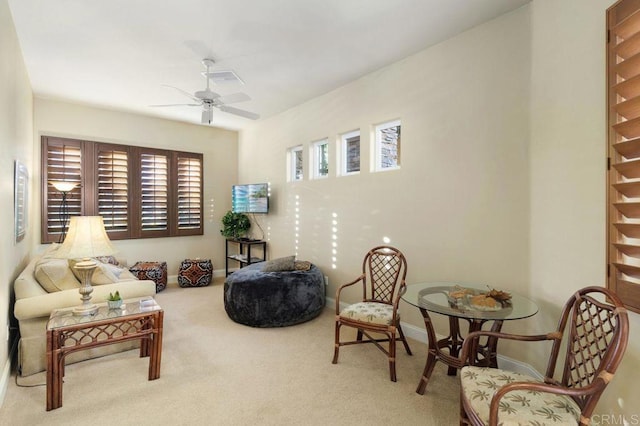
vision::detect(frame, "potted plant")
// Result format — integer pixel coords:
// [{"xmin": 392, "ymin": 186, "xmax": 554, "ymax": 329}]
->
[
  {"xmin": 220, "ymin": 210, "xmax": 251, "ymax": 240},
  {"xmin": 107, "ymin": 291, "xmax": 123, "ymax": 309}
]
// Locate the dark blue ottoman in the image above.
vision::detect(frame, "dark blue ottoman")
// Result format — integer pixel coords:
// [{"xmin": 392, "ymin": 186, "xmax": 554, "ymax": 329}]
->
[{"xmin": 223, "ymin": 261, "xmax": 325, "ymax": 327}]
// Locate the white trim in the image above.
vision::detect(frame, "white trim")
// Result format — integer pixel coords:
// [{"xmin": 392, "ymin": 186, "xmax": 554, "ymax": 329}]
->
[
  {"xmin": 325, "ymin": 296, "xmax": 542, "ymax": 378},
  {"xmin": 0, "ymin": 356, "xmax": 10, "ymax": 410},
  {"xmin": 0, "ymin": 335, "xmax": 18, "ymax": 410}
]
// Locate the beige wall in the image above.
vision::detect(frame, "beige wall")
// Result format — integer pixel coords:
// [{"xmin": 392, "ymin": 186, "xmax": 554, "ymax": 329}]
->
[
  {"xmin": 240, "ymin": 0, "xmax": 640, "ymax": 419},
  {"xmin": 239, "ymin": 8, "xmax": 531, "ymax": 334},
  {"xmin": 0, "ymin": 0, "xmax": 33, "ymax": 399},
  {"xmin": 33, "ymin": 98, "xmax": 239, "ymax": 275},
  {"xmin": 239, "ymin": 9, "xmax": 530, "ymax": 328}
]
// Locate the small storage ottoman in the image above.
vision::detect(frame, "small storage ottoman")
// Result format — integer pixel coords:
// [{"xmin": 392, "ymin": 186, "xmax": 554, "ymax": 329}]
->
[
  {"xmin": 178, "ymin": 259, "xmax": 213, "ymax": 287},
  {"xmin": 129, "ymin": 261, "xmax": 168, "ymax": 292}
]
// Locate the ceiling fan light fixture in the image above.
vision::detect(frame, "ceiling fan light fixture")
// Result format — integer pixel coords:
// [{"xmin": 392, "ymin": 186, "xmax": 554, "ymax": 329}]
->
[{"xmin": 202, "ymin": 108, "xmax": 213, "ymax": 125}]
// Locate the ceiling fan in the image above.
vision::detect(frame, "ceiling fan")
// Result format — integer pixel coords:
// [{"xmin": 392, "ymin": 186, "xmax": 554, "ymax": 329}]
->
[{"xmin": 151, "ymin": 58, "xmax": 259, "ymax": 124}]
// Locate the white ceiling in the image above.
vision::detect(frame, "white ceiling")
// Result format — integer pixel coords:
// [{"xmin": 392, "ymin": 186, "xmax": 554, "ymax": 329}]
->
[{"xmin": 8, "ymin": 0, "xmax": 530, "ymax": 131}]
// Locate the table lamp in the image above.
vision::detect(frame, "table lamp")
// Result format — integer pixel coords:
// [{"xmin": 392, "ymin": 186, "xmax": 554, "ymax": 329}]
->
[{"xmin": 55, "ymin": 216, "xmax": 116, "ymax": 316}]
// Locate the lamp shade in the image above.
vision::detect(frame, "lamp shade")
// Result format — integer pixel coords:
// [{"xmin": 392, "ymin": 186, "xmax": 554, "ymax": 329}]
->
[
  {"xmin": 50, "ymin": 181, "xmax": 78, "ymax": 192},
  {"xmin": 54, "ymin": 216, "xmax": 116, "ymax": 259}
]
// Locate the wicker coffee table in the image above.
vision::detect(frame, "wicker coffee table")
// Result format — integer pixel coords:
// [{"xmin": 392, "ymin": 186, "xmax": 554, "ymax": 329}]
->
[{"xmin": 46, "ymin": 298, "xmax": 164, "ymax": 410}]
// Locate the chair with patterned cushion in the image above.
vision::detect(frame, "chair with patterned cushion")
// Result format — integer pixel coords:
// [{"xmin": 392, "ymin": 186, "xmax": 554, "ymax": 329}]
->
[
  {"xmin": 332, "ymin": 245, "xmax": 412, "ymax": 381},
  {"xmin": 458, "ymin": 286, "xmax": 629, "ymax": 426}
]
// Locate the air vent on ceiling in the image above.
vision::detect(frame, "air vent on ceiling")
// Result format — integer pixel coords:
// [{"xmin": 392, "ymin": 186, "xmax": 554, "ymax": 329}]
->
[{"xmin": 202, "ymin": 70, "xmax": 244, "ymax": 85}]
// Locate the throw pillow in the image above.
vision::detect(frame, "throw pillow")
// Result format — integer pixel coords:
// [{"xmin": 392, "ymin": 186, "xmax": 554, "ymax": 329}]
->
[
  {"xmin": 116, "ymin": 268, "xmax": 138, "ymax": 282},
  {"xmin": 34, "ymin": 257, "xmax": 80, "ymax": 292},
  {"xmin": 261, "ymin": 255, "xmax": 296, "ymax": 272},
  {"xmin": 95, "ymin": 255, "xmax": 119, "ymax": 266},
  {"xmin": 294, "ymin": 260, "xmax": 312, "ymax": 271},
  {"xmin": 40, "ymin": 243, "xmax": 61, "ymax": 259},
  {"xmin": 68, "ymin": 259, "xmax": 120, "ymax": 285}
]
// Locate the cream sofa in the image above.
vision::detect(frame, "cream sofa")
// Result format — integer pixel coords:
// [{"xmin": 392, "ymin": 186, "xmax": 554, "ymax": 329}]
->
[{"xmin": 13, "ymin": 244, "xmax": 156, "ymax": 376}]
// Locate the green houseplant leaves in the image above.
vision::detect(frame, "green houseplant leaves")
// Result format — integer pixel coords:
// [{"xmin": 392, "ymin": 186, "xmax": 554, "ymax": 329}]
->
[{"xmin": 220, "ymin": 211, "xmax": 251, "ymax": 239}]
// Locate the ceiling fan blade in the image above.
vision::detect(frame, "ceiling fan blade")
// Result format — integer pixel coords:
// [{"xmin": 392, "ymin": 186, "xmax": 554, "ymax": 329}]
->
[
  {"xmin": 161, "ymin": 84, "xmax": 200, "ymax": 102},
  {"xmin": 216, "ymin": 92, "xmax": 251, "ymax": 105},
  {"xmin": 150, "ymin": 103, "xmax": 202, "ymax": 107},
  {"xmin": 219, "ymin": 105, "xmax": 260, "ymax": 120},
  {"xmin": 184, "ymin": 40, "xmax": 214, "ymax": 62}
]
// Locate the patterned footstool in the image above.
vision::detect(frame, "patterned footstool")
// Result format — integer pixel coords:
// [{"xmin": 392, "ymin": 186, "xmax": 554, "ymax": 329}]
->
[
  {"xmin": 178, "ymin": 259, "xmax": 213, "ymax": 287},
  {"xmin": 129, "ymin": 261, "xmax": 167, "ymax": 292}
]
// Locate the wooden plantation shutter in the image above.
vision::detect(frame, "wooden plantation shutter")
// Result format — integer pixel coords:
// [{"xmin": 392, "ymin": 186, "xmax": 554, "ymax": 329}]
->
[
  {"xmin": 42, "ymin": 136, "xmax": 203, "ymax": 241},
  {"xmin": 175, "ymin": 153, "xmax": 203, "ymax": 235},
  {"xmin": 607, "ymin": 0, "xmax": 640, "ymax": 313},
  {"xmin": 42, "ymin": 137, "xmax": 82, "ymax": 243},
  {"xmin": 96, "ymin": 144, "xmax": 130, "ymax": 237},
  {"xmin": 140, "ymin": 150, "xmax": 169, "ymax": 234}
]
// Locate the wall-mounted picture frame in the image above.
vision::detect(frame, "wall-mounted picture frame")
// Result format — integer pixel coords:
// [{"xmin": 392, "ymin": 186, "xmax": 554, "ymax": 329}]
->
[{"xmin": 14, "ymin": 160, "xmax": 28, "ymax": 243}]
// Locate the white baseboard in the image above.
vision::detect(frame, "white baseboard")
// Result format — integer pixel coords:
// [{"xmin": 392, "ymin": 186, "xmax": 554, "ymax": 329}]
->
[
  {"xmin": 325, "ymin": 296, "xmax": 542, "ymax": 379},
  {"xmin": 0, "ymin": 356, "xmax": 10, "ymax": 410},
  {"xmin": 0, "ymin": 336, "xmax": 18, "ymax": 410}
]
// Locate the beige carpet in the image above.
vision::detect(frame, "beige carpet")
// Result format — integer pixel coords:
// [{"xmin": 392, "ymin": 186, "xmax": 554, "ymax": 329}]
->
[{"xmin": 0, "ymin": 280, "xmax": 460, "ymax": 425}]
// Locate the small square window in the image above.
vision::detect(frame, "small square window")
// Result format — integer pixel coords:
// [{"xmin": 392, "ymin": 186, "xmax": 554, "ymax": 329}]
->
[
  {"xmin": 288, "ymin": 145, "xmax": 304, "ymax": 182},
  {"xmin": 340, "ymin": 130, "xmax": 360, "ymax": 175},
  {"xmin": 374, "ymin": 120, "xmax": 401, "ymax": 171},
  {"xmin": 312, "ymin": 139, "xmax": 329, "ymax": 179}
]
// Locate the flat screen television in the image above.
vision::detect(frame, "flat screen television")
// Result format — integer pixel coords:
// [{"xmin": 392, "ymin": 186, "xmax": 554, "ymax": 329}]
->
[{"xmin": 232, "ymin": 183, "xmax": 269, "ymax": 214}]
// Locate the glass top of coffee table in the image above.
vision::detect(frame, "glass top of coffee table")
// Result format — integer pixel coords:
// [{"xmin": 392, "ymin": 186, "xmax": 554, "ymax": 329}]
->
[{"xmin": 47, "ymin": 297, "xmax": 161, "ymax": 330}]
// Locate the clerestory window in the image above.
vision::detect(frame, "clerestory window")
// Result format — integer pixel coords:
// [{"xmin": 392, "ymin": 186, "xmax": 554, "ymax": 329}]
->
[{"xmin": 340, "ymin": 130, "xmax": 360, "ymax": 175}]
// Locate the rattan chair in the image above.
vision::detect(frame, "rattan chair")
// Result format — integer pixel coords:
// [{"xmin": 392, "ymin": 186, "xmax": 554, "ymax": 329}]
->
[
  {"xmin": 331, "ymin": 245, "xmax": 412, "ymax": 381},
  {"xmin": 458, "ymin": 286, "xmax": 629, "ymax": 426}
]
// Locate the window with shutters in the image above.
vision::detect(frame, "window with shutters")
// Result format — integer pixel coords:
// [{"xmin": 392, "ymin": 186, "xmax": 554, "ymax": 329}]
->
[
  {"xmin": 176, "ymin": 154, "xmax": 203, "ymax": 233},
  {"xmin": 41, "ymin": 136, "xmax": 203, "ymax": 242},
  {"xmin": 97, "ymin": 144, "xmax": 129, "ymax": 235},
  {"xmin": 43, "ymin": 138, "xmax": 83, "ymax": 239},
  {"xmin": 607, "ymin": 0, "xmax": 640, "ymax": 313},
  {"xmin": 140, "ymin": 151, "xmax": 169, "ymax": 234}
]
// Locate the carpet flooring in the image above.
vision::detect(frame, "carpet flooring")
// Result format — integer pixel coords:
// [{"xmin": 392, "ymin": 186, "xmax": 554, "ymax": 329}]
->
[{"xmin": 0, "ymin": 279, "xmax": 460, "ymax": 425}]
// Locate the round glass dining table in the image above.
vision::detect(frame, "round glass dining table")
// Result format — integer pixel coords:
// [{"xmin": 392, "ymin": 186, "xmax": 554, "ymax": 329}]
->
[{"xmin": 401, "ymin": 282, "xmax": 538, "ymax": 394}]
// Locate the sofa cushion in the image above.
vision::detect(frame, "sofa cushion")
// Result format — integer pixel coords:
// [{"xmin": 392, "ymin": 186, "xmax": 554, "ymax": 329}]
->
[
  {"xmin": 261, "ymin": 255, "xmax": 296, "ymax": 272},
  {"xmin": 116, "ymin": 267, "xmax": 138, "ymax": 281},
  {"xmin": 68, "ymin": 259, "xmax": 128, "ymax": 285},
  {"xmin": 34, "ymin": 258, "xmax": 80, "ymax": 292}
]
